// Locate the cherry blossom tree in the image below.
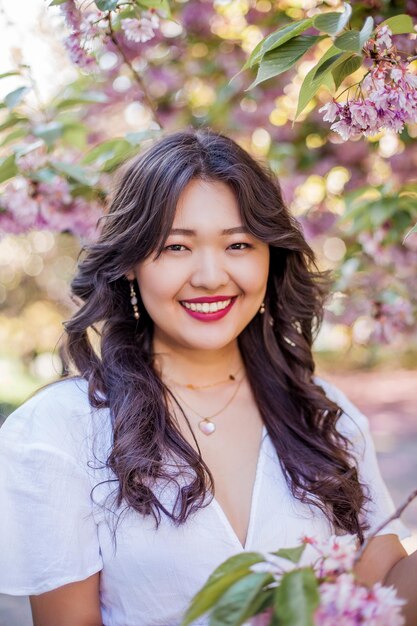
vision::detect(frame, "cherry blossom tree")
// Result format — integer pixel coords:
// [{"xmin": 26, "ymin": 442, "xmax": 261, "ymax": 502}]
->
[{"xmin": 0, "ymin": 0, "xmax": 416, "ymax": 349}]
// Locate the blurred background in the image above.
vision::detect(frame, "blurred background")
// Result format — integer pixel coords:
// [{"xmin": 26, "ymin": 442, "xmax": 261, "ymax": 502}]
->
[{"xmin": 0, "ymin": 0, "xmax": 416, "ymax": 623}]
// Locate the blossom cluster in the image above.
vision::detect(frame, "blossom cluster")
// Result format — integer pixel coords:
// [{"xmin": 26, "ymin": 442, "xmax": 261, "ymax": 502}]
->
[
  {"xmin": 319, "ymin": 26, "xmax": 417, "ymax": 140},
  {"xmin": 251, "ymin": 534, "xmax": 405, "ymax": 626},
  {"xmin": 60, "ymin": 1, "xmax": 161, "ymax": 68},
  {"xmin": 121, "ymin": 11, "xmax": 160, "ymax": 44},
  {"xmin": 61, "ymin": 0, "xmax": 99, "ymax": 69},
  {"xmin": 0, "ymin": 176, "xmax": 102, "ymax": 241}
]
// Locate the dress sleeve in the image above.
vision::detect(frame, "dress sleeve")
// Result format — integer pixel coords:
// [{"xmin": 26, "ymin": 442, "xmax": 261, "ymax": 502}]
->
[
  {"xmin": 0, "ymin": 392, "xmax": 103, "ymax": 595},
  {"xmin": 314, "ymin": 377, "xmax": 411, "ymax": 541}
]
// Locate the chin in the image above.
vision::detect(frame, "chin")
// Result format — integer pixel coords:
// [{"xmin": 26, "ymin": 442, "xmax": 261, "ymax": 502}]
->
[{"xmin": 179, "ymin": 334, "xmax": 238, "ymax": 352}]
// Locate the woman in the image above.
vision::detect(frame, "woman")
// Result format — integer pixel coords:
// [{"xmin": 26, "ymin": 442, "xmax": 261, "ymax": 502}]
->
[{"xmin": 0, "ymin": 128, "xmax": 415, "ymax": 626}]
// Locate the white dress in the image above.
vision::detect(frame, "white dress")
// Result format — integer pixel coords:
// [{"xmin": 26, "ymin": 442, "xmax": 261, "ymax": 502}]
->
[{"xmin": 0, "ymin": 376, "xmax": 410, "ymax": 626}]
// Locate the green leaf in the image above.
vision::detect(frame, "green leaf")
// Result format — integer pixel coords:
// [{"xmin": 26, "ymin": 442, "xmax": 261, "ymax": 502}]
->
[
  {"xmin": 379, "ymin": 14, "xmax": 415, "ymax": 35},
  {"xmin": 0, "ymin": 71, "xmax": 20, "ymax": 80},
  {"xmin": 295, "ymin": 45, "xmax": 340, "ymax": 118},
  {"xmin": 82, "ymin": 138, "xmax": 130, "ymax": 164},
  {"xmin": 125, "ymin": 129, "xmax": 161, "ymax": 144},
  {"xmin": 52, "ymin": 161, "xmax": 99, "ymax": 186},
  {"xmin": 83, "ymin": 138, "xmax": 140, "ymax": 172},
  {"xmin": 49, "ymin": 0, "xmax": 69, "ymax": 5},
  {"xmin": 359, "ymin": 16, "xmax": 375, "ymax": 47},
  {"xmin": 313, "ymin": 2, "xmax": 352, "ymax": 35},
  {"xmin": 271, "ymin": 544, "xmax": 306, "ymax": 564},
  {"xmin": 94, "ymin": 0, "xmax": 118, "ymax": 10},
  {"xmin": 334, "ymin": 30, "xmax": 361, "ymax": 53},
  {"xmin": 31, "ymin": 168, "xmax": 58, "ymax": 184},
  {"xmin": 313, "ymin": 51, "xmax": 344, "ymax": 78},
  {"xmin": 370, "ymin": 198, "xmax": 398, "ymax": 227},
  {"xmin": 62, "ymin": 122, "xmax": 88, "ymax": 150},
  {"xmin": 13, "ymin": 139, "xmax": 44, "ymax": 159},
  {"xmin": 245, "ymin": 587, "xmax": 275, "ymax": 619},
  {"xmin": 56, "ymin": 91, "xmax": 109, "ymax": 110},
  {"xmin": 0, "ymin": 154, "xmax": 17, "ymax": 184},
  {"xmin": 209, "ymin": 573, "xmax": 274, "ymax": 626},
  {"xmin": 335, "ymin": 16, "xmax": 374, "ymax": 54},
  {"xmin": 4, "ymin": 86, "xmax": 29, "ymax": 109},
  {"xmin": 248, "ymin": 35, "xmax": 325, "ymax": 90},
  {"xmin": 32, "ymin": 121, "xmax": 63, "ymax": 145},
  {"xmin": 332, "ymin": 54, "xmax": 362, "ymax": 89},
  {"xmin": 274, "ymin": 569, "xmax": 319, "ymax": 626},
  {"xmin": 0, "ymin": 127, "xmax": 27, "ymax": 146},
  {"xmin": 243, "ymin": 18, "xmax": 314, "ymax": 71},
  {"xmin": 180, "ymin": 552, "xmax": 265, "ymax": 626},
  {"xmin": 0, "ymin": 114, "xmax": 27, "ymax": 132}
]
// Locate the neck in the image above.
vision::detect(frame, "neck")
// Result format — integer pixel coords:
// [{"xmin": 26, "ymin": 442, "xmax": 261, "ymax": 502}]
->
[{"xmin": 152, "ymin": 339, "xmax": 244, "ymax": 387}]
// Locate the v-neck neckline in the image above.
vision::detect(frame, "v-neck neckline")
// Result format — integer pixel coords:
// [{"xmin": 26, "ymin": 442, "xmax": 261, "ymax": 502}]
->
[{"xmin": 210, "ymin": 424, "xmax": 267, "ymax": 551}]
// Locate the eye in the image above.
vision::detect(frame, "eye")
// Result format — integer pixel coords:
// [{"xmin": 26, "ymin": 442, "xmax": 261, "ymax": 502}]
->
[
  {"xmin": 164, "ymin": 244, "xmax": 188, "ymax": 252},
  {"xmin": 228, "ymin": 243, "xmax": 252, "ymax": 250}
]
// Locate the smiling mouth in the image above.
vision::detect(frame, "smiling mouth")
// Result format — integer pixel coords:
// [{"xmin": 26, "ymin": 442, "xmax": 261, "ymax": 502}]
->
[{"xmin": 180, "ymin": 297, "xmax": 237, "ymax": 313}]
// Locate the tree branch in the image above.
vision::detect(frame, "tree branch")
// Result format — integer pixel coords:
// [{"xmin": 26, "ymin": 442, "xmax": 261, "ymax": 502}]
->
[
  {"xmin": 355, "ymin": 487, "xmax": 417, "ymax": 563},
  {"xmin": 107, "ymin": 13, "xmax": 163, "ymax": 129}
]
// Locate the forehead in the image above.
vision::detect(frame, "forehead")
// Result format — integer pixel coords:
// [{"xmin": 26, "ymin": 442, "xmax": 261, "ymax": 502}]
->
[{"xmin": 173, "ymin": 179, "xmax": 242, "ymax": 229}]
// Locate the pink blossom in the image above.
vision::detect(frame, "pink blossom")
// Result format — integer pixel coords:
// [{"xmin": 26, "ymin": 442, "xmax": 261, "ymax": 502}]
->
[
  {"xmin": 121, "ymin": 12, "xmax": 160, "ymax": 44},
  {"xmin": 391, "ymin": 68, "xmax": 403, "ymax": 83},
  {"xmin": 60, "ymin": 0, "xmax": 81, "ymax": 31},
  {"xmin": 38, "ymin": 177, "xmax": 73, "ymax": 210},
  {"xmin": 39, "ymin": 195, "xmax": 102, "ymax": 240},
  {"xmin": 375, "ymin": 25, "xmax": 393, "ymax": 50},
  {"xmin": 403, "ymin": 72, "xmax": 417, "ymax": 89},
  {"xmin": 64, "ymin": 32, "xmax": 96, "ymax": 69},
  {"xmin": 358, "ymin": 229, "xmax": 387, "ymax": 260},
  {"xmin": 315, "ymin": 573, "xmax": 405, "ymax": 626},
  {"xmin": 349, "ymin": 100, "xmax": 378, "ymax": 132},
  {"xmin": 0, "ymin": 211, "xmax": 33, "ymax": 237},
  {"xmin": 308, "ymin": 535, "xmax": 357, "ymax": 577},
  {"xmin": 318, "ymin": 100, "xmax": 340, "ymax": 123},
  {"xmin": 320, "ymin": 27, "xmax": 417, "ymax": 139},
  {"xmin": 0, "ymin": 175, "xmax": 102, "ymax": 240},
  {"xmin": 61, "ymin": 0, "xmax": 98, "ymax": 69},
  {"xmin": 16, "ymin": 149, "xmax": 47, "ymax": 173},
  {"xmin": 1, "ymin": 178, "xmax": 39, "ymax": 228},
  {"xmin": 330, "ymin": 118, "xmax": 355, "ymax": 141}
]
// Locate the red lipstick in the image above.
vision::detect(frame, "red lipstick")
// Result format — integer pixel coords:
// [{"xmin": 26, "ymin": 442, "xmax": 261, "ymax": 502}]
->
[{"xmin": 180, "ymin": 296, "xmax": 238, "ymax": 322}]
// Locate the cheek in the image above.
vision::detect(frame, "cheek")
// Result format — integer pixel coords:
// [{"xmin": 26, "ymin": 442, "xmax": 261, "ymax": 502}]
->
[
  {"xmin": 136, "ymin": 262, "xmax": 183, "ymax": 304},
  {"xmin": 236, "ymin": 250, "xmax": 269, "ymax": 293}
]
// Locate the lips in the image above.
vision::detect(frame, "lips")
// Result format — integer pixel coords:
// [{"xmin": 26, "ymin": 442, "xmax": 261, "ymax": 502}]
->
[{"xmin": 179, "ymin": 296, "xmax": 238, "ymax": 321}]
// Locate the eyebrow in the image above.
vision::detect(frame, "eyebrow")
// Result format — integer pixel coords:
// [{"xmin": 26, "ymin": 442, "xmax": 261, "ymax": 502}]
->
[{"xmin": 169, "ymin": 226, "xmax": 250, "ymax": 236}]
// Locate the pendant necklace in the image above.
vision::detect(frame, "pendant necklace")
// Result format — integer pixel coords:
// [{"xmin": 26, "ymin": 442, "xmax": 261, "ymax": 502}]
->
[{"xmin": 171, "ymin": 374, "xmax": 245, "ymax": 435}]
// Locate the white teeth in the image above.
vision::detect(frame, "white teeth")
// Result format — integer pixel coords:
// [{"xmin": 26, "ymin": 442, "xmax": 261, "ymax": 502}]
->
[{"xmin": 181, "ymin": 299, "xmax": 232, "ymax": 313}]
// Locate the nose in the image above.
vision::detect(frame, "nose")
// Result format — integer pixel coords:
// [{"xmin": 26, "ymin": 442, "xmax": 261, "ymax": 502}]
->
[{"xmin": 189, "ymin": 248, "xmax": 229, "ymax": 291}]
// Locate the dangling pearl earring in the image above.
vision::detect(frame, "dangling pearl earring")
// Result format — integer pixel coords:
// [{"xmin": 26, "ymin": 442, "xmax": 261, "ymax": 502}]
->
[
  {"xmin": 129, "ymin": 280, "xmax": 140, "ymax": 320},
  {"xmin": 259, "ymin": 302, "xmax": 265, "ymax": 314}
]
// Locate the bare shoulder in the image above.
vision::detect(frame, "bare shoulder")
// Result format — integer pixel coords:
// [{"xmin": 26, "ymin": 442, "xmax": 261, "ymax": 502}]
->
[
  {"xmin": 354, "ymin": 533, "xmax": 407, "ymax": 586},
  {"xmin": 30, "ymin": 571, "xmax": 102, "ymax": 626}
]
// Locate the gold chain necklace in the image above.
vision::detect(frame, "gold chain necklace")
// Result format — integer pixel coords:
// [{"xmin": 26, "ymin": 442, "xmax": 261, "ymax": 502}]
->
[
  {"xmin": 171, "ymin": 375, "xmax": 245, "ymax": 435},
  {"xmin": 165, "ymin": 365, "xmax": 243, "ymax": 390}
]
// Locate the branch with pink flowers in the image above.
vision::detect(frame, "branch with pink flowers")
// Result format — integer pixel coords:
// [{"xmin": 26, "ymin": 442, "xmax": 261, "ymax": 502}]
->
[
  {"xmin": 180, "ymin": 488, "xmax": 417, "ymax": 626},
  {"xmin": 241, "ymin": 6, "xmax": 417, "ymax": 139},
  {"xmin": 0, "ymin": 1, "xmax": 416, "ymax": 346}
]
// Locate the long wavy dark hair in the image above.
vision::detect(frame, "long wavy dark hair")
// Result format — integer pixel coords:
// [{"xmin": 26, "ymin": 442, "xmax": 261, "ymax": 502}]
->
[{"xmin": 61, "ymin": 128, "xmax": 369, "ymax": 542}]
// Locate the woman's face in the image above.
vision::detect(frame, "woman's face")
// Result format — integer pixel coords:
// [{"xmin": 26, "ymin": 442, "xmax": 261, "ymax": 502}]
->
[{"xmin": 126, "ymin": 179, "xmax": 270, "ymax": 353}]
